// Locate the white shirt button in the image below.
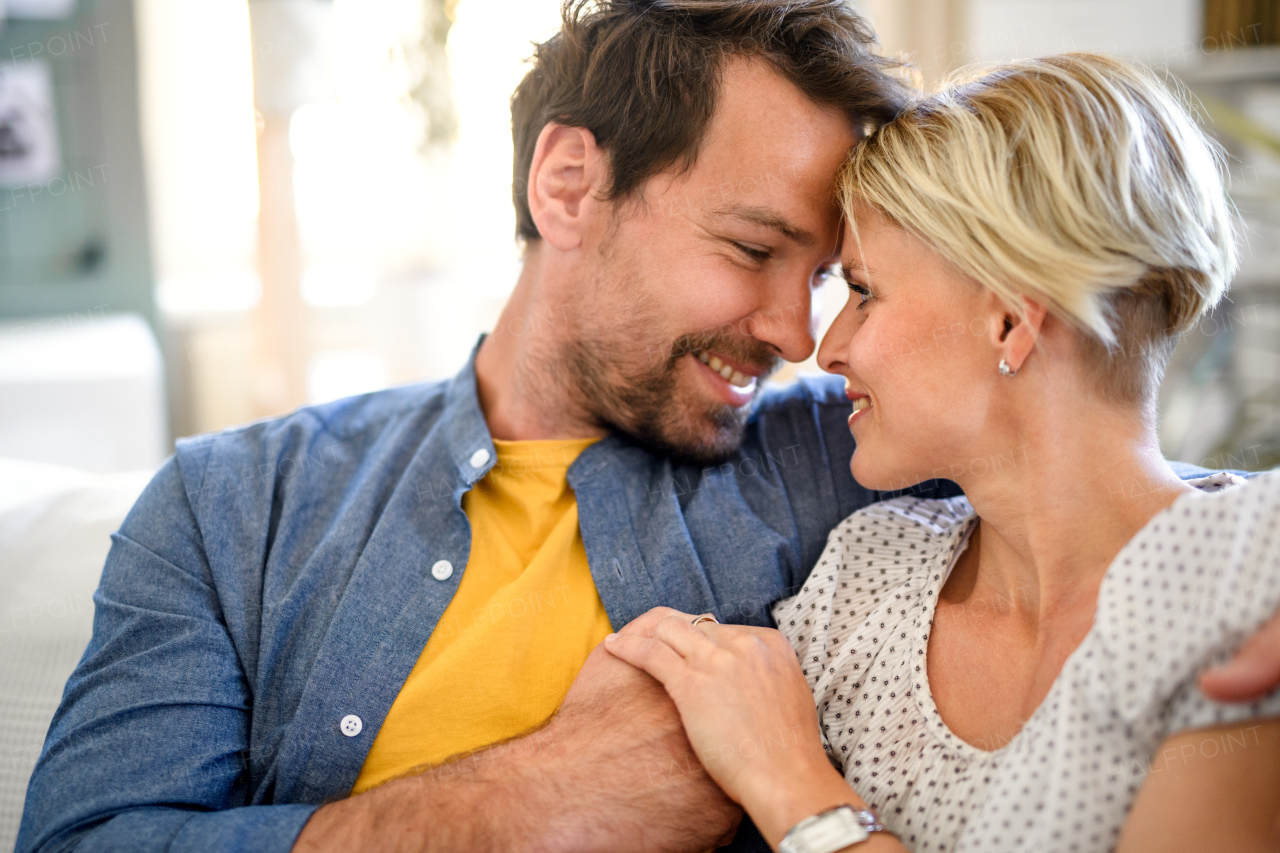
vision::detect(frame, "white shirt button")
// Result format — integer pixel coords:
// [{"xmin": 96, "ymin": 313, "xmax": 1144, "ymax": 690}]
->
[
  {"xmin": 431, "ymin": 559, "xmax": 454, "ymax": 581},
  {"xmin": 340, "ymin": 714, "xmax": 363, "ymax": 737},
  {"xmin": 469, "ymin": 448, "xmax": 490, "ymax": 468}
]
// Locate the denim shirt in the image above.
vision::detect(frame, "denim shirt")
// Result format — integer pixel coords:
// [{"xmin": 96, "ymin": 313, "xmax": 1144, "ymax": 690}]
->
[{"xmin": 15, "ymin": 346, "xmax": 1209, "ymax": 853}]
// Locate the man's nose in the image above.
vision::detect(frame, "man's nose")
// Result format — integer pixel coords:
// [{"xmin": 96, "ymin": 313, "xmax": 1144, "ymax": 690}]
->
[{"xmin": 745, "ymin": 282, "xmax": 818, "ymax": 364}]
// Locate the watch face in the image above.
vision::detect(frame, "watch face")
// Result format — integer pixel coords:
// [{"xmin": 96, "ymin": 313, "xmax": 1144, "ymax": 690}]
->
[
  {"xmin": 782, "ymin": 806, "xmax": 872, "ymax": 853},
  {"xmin": 805, "ymin": 815, "xmax": 869, "ymax": 849}
]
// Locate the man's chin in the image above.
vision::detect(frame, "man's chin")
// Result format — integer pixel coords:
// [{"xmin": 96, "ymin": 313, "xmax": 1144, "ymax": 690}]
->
[
  {"xmin": 578, "ymin": 349, "xmax": 760, "ymax": 466},
  {"xmin": 616, "ymin": 403, "xmax": 751, "ymax": 468}
]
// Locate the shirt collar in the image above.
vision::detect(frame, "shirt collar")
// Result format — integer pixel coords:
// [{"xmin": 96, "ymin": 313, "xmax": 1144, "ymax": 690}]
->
[
  {"xmin": 444, "ymin": 335, "xmax": 633, "ymax": 486},
  {"xmin": 440, "ymin": 336, "xmax": 496, "ymax": 485}
]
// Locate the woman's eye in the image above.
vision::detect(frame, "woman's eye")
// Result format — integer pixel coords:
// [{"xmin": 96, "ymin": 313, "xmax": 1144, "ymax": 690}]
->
[{"xmin": 848, "ymin": 282, "xmax": 872, "ymax": 307}]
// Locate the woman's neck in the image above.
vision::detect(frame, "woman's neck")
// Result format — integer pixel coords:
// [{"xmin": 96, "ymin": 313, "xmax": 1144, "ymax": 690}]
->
[
  {"xmin": 927, "ymin": 397, "xmax": 1197, "ymax": 750},
  {"xmin": 949, "ymin": 399, "xmax": 1193, "ymax": 630}
]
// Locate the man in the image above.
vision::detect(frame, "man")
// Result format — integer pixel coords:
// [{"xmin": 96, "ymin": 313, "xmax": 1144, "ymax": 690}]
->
[{"xmin": 18, "ymin": 2, "xmax": 1280, "ymax": 852}]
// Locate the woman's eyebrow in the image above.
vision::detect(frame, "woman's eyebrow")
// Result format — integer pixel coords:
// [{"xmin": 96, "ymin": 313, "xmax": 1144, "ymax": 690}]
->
[
  {"xmin": 840, "ymin": 260, "xmax": 871, "ymax": 281},
  {"xmin": 841, "ymin": 268, "xmax": 867, "ymax": 286}
]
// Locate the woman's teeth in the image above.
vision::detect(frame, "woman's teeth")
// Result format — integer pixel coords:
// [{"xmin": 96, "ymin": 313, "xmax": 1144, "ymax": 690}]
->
[
  {"xmin": 696, "ymin": 350, "xmax": 755, "ymax": 389},
  {"xmin": 851, "ymin": 397, "xmax": 870, "ymax": 413}
]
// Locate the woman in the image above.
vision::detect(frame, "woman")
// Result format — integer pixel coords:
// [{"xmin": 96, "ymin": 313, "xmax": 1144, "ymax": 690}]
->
[{"xmin": 604, "ymin": 53, "xmax": 1280, "ymax": 852}]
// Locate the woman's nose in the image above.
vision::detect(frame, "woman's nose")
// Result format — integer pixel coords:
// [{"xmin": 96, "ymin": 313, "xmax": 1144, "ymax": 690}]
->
[{"xmin": 817, "ymin": 301, "xmax": 859, "ymax": 375}]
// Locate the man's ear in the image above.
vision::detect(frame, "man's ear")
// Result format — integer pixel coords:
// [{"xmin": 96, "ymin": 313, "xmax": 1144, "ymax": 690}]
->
[
  {"xmin": 527, "ymin": 123, "xmax": 607, "ymax": 251},
  {"xmin": 988, "ymin": 293, "xmax": 1048, "ymax": 373}
]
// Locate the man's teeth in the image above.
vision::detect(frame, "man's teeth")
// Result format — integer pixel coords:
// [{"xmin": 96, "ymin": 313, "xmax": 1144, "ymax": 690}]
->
[
  {"xmin": 695, "ymin": 350, "xmax": 755, "ymax": 389},
  {"xmin": 851, "ymin": 397, "xmax": 870, "ymax": 413}
]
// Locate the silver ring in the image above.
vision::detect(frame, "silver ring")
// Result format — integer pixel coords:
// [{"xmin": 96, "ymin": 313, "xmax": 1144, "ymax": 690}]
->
[{"xmin": 691, "ymin": 613, "xmax": 719, "ymax": 626}]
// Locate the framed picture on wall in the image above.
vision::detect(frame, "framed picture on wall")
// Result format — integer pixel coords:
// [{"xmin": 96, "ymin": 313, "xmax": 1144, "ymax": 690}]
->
[{"xmin": 0, "ymin": 60, "xmax": 62, "ymax": 187}]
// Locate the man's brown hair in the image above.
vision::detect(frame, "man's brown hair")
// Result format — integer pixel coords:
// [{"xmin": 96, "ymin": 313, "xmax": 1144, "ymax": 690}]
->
[{"xmin": 510, "ymin": 0, "xmax": 911, "ymax": 242}]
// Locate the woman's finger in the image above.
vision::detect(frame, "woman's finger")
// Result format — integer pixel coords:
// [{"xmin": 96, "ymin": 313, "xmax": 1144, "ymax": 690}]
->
[
  {"xmin": 652, "ymin": 613, "xmax": 720, "ymax": 659},
  {"xmin": 618, "ymin": 606, "xmax": 695, "ymax": 639},
  {"xmin": 603, "ymin": 630, "xmax": 688, "ymax": 687}
]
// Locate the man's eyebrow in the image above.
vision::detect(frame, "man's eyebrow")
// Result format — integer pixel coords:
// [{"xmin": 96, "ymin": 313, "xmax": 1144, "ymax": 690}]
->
[{"xmin": 710, "ymin": 204, "xmax": 817, "ymax": 247}]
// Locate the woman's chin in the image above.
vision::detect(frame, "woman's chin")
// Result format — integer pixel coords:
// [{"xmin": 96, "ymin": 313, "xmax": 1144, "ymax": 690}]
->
[{"xmin": 850, "ymin": 452, "xmax": 922, "ymax": 494}]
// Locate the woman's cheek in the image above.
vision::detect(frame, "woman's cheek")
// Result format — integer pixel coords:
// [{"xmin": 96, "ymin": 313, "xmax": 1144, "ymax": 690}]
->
[
  {"xmin": 852, "ymin": 323, "xmax": 939, "ymax": 474},
  {"xmin": 854, "ymin": 323, "xmax": 918, "ymax": 393},
  {"xmin": 846, "ymin": 325, "xmax": 889, "ymax": 380}
]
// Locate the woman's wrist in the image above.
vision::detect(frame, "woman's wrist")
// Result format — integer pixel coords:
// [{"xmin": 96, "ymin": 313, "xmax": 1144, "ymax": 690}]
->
[{"xmin": 736, "ymin": 750, "xmax": 871, "ymax": 849}]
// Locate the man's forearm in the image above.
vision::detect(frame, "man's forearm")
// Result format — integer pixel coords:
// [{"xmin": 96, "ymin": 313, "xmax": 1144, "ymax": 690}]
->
[
  {"xmin": 293, "ymin": 724, "xmax": 575, "ymax": 853},
  {"xmin": 292, "ymin": 638, "xmax": 746, "ymax": 853}
]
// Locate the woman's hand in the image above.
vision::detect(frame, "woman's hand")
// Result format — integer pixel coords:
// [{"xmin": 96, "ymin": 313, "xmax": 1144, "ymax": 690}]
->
[{"xmin": 603, "ymin": 606, "xmax": 833, "ymax": 807}]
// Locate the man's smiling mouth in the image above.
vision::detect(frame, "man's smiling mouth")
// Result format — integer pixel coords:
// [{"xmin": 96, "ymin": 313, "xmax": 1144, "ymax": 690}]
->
[{"xmin": 694, "ymin": 350, "xmax": 756, "ymax": 390}]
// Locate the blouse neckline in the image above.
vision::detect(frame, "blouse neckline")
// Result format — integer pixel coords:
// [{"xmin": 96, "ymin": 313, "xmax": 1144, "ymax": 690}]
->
[{"xmin": 907, "ymin": 471, "xmax": 1248, "ymax": 759}]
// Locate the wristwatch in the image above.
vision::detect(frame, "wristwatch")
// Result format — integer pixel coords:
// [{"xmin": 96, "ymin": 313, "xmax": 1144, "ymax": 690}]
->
[{"xmin": 778, "ymin": 805, "xmax": 888, "ymax": 853}]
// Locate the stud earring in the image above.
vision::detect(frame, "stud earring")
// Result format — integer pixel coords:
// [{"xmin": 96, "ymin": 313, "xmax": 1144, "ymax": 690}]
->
[{"xmin": 998, "ymin": 359, "xmax": 1017, "ymax": 377}]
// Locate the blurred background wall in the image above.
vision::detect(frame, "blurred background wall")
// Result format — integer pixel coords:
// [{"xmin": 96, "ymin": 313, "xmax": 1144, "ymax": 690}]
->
[
  {"xmin": 4, "ymin": 4, "xmax": 1277, "ymax": 843},
  {"xmin": 0, "ymin": 0, "xmax": 1276, "ymax": 474}
]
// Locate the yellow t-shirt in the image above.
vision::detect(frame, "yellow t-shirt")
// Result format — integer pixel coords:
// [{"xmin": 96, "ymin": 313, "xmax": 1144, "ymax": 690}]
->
[{"xmin": 352, "ymin": 437, "xmax": 613, "ymax": 793}]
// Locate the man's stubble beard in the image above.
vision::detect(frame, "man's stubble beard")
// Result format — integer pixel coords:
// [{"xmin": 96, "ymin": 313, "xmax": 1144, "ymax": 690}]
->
[
  {"xmin": 549, "ymin": 235, "xmax": 783, "ymax": 466},
  {"xmin": 562, "ymin": 329, "xmax": 744, "ymax": 466}
]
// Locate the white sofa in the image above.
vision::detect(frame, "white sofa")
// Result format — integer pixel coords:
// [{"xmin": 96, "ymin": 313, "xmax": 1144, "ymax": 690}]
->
[
  {"xmin": 0, "ymin": 458, "xmax": 152, "ymax": 851},
  {"xmin": 0, "ymin": 313, "xmax": 167, "ymax": 474}
]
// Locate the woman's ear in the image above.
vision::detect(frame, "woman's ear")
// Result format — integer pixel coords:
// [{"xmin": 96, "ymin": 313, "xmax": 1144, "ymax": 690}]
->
[
  {"xmin": 527, "ymin": 123, "xmax": 607, "ymax": 251},
  {"xmin": 993, "ymin": 295, "xmax": 1048, "ymax": 373}
]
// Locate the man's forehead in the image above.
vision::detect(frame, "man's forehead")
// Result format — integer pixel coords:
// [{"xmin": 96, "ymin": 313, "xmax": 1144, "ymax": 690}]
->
[
  {"xmin": 706, "ymin": 60, "xmax": 855, "ymax": 157},
  {"xmin": 627, "ymin": 57, "xmax": 856, "ymax": 238},
  {"xmin": 683, "ymin": 59, "xmax": 856, "ymax": 212},
  {"xmin": 696, "ymin": 121, "xmax": 852, "ymax": 193}
]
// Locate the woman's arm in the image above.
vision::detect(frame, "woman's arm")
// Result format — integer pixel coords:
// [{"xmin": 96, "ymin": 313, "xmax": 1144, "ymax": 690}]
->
[
  {"xmin": 1116, "ymin": 719, "xmax": 1280, "ymax": 853},
  {"xmin": 604, "ymin": 607, "xmax": 906, "ymax": 852}
]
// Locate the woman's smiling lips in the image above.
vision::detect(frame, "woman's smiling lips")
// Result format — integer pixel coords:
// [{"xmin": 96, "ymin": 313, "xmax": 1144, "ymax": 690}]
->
[{"xmin": 845, "ymin": 384, "xmax": 872, "ymax": 427}]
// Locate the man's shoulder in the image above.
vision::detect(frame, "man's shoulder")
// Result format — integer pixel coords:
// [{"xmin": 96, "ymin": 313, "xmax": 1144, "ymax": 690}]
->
[
  {"xmin": 738, "ymin": 373, "xmax": 853, "ymax": 462},
  {"xmin": 750, "ymin": 373, "xmax": 848, "ymax": 418},
  {"xmin": 172, "ymin": 378, "xmax": 454, "ymax": 497},
  {"xmin": 180, "ymin": 379, "xmax": 448, "ymax": 450}
]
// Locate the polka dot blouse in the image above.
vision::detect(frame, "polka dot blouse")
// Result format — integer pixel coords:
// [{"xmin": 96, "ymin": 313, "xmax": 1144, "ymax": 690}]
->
[{"xmin": 772, "ymin": 471, "xmax": 1280, "ymax": 852}]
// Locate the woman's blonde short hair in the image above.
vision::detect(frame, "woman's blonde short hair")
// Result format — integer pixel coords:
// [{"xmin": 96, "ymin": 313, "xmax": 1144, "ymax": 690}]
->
[{"xmin": 838, "ymin": 52, "xmax": 1238, "ymax": 410}]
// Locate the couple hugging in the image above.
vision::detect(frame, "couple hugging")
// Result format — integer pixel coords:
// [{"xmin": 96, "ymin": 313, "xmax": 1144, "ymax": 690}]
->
[{"xmin": 18, "ymin": 1, "xmax": 1280, "ymax": 852}]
